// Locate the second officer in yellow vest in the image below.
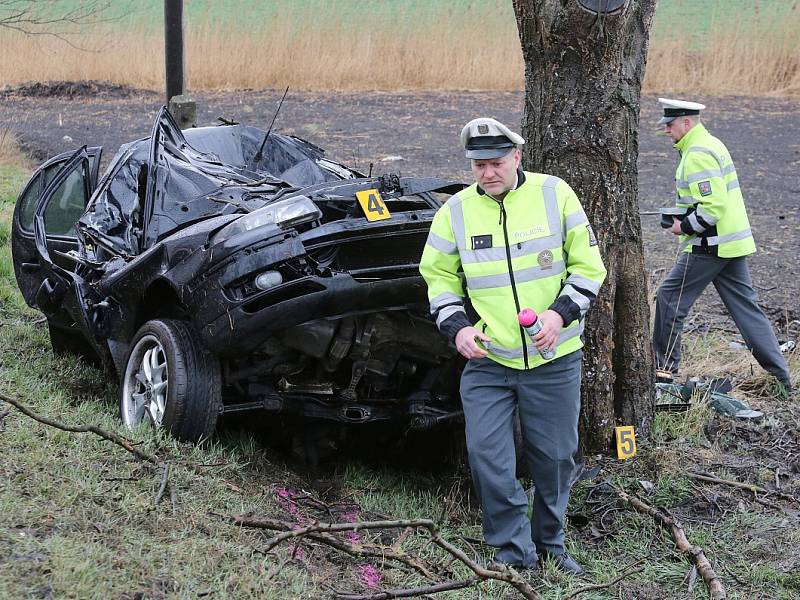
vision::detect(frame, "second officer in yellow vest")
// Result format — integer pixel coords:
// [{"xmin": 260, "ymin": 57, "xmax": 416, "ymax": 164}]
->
[
  {"xmin": 652, "ymin": 99, "xmax": 791, "ymax": 395},
  {"xmin": 420, "ymin": 118, "xmax": 606, "ymax": 573}
]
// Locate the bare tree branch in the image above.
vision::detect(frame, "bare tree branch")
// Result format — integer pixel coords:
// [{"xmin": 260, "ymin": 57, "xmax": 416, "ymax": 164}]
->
[
  {"xmin": 0, "ymin": 0, "xmax": 130, "ymax": 30},
  {"xmin": 687, "ymin": 472, "xmax": 796, "ymax": 502},
  {"xmin": 0, "ymin": 0, "xmax": 134, "ymax": 49},
  {"xmin": 0, "ymin": 391, "xmax": 158, "ymax": 464},
  {"xmin": 332, "ymin": 577, "xmax": 481, "ymax": 600},
  {"xmin": 220, "ymin": 514, "xmax": 543, "ymax": 599},
  {"xmin": 0, "ymin": 392, "xmax": 190, "ymax": 518},
  {"xmin": 154, "ymin": 463, "xmax": 171, "ymax": 506},
  {"xmin": 169, "ymin": 477, "xmax": 178, "ymax": 516},
  {"xmin": 612, "ymin": 484, "xmax": 727, "ymax": 599},
  {"xmin": 214, "ymin": 514, "xmax": 438, "ymax": 580}
]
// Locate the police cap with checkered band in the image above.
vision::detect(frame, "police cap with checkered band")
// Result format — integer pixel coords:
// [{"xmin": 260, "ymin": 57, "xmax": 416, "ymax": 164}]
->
[
  {"xmin": 658, "ymin": 98, "xmax": 706, "ymax": 126},
  {"xmin": 460, "ymin": 118, "xmax": 525, "ymax": 159}
]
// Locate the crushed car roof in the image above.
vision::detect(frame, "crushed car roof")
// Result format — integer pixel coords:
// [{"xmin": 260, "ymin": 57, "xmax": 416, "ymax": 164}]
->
[{"xmin": 79, "ymin": 111, "xmax": 362, "ymax": 256}]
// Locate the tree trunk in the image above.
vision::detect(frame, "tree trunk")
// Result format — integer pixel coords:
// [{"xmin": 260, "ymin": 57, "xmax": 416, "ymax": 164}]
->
[{"xmin": 513, "ymin": 0, "xmax": 657, "ymax": 452}]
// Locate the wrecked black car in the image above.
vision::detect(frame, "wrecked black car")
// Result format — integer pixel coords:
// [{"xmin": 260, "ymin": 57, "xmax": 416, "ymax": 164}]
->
[{"xmin": 11, "ymin": 108, "xmax": 465, "ymax": 446}]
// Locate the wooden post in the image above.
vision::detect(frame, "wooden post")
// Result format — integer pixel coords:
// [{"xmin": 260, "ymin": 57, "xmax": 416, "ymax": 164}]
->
[
  {"xmin": 164, "ymin": 0, "xmax": 184, "ymax": 104},
  {"xmin": 164, "ymin": 0, "xmax": 195, "ymax": 128}
]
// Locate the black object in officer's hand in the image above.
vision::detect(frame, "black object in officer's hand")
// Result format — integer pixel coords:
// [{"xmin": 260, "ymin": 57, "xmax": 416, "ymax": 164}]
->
[{"xmin": 659, "ymin": 207, "xmax": 688, "ymax": 229}]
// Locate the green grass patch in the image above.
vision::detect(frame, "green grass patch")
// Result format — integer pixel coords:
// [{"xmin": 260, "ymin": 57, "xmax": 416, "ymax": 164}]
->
[
  {"xmin": 0, "ymin": 164, "xmax": 28, "ymax": 208},
  {"xmin": 37, "ymin": 0, "xmax": 796, "ymax": 36},
  {"xmin": 1, "ymin": 165, "xmax": 31, "ymax": 315},
  {"xmin": 2, "ymin": 149, "xmax": 798, "ymax": 597},
  {"xmin": 652, "ymin": 401, "xmax": 714, "ymax": 446}
]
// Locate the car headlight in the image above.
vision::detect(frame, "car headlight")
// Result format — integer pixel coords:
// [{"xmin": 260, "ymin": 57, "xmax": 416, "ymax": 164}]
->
[
  {"xmin": 254, "ymin": 270, "xmax": 283, "ymax": 291},
  {"xmin": 213, "ymin": 195, "xmax": 321, "ymax": 241}
]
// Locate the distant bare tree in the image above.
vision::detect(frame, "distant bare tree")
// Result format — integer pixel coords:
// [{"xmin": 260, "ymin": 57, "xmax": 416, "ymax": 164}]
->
[{"xmin": 0, "ymin": 0, "xmax": 131, "ymax": 46}]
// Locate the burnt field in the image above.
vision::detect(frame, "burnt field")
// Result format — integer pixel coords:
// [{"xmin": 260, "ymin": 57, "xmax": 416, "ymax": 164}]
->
[{"xmin": 2, "ymin": 84, "xmax": 798, "ymax": 338}]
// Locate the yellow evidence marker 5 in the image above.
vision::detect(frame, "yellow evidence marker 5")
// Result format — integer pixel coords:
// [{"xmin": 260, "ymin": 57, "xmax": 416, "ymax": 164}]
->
[{"xmin": 615, "ymin": 425, "xmax": 637, "ymax": 460}]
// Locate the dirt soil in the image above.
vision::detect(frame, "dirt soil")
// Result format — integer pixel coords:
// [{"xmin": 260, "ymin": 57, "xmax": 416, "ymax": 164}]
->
[{"xmin": 1, "ymin": 83, "xmax": 798, "ymax": 336}]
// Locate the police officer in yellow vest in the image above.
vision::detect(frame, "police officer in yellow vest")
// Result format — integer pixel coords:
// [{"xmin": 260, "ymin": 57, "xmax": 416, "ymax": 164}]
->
[
  {"xmin": 653, "ymin": 99, "xmax": 791, "ymax": 395},
  {"xmin": 419, "ymin": 118, "xmax": 606, "ymax": 573}
]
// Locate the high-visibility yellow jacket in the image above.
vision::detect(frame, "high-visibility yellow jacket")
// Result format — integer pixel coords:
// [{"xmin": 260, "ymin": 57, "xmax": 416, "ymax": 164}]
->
[
  {"xmin": 673, "ymin": 123, "xmax": 756, "ymax": 257},
  {"xmin": 419, "ymin": 170, "xmax": 606, "ymax": 370}
]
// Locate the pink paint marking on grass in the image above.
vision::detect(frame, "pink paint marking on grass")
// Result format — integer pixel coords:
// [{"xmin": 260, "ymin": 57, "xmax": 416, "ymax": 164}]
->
[
  {"xmin": 275, "ymin": 486, "xmax": 307, "ymax": 525},
  {"xmin": 359, "ymin": 563, "xmax": 383, "ymax": 589},
  {"xmin": 341, "ymin": 509, "xmax": 361, "ymax": 544}
]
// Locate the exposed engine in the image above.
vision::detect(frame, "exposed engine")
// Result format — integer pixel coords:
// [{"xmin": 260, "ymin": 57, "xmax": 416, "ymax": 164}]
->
[{"xmin": 222, "ymin": 311, "xmax": 461, "ymax": 428}]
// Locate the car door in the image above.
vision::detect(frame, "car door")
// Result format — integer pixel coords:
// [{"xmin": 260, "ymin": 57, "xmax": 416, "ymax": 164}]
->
[
  {"xmin": 11, "ymin": 147, "xmax": 102, "ymax": 307},
  {"xmin": 27, "ymin": 147, "xmax": 115, "ymax": 367}
]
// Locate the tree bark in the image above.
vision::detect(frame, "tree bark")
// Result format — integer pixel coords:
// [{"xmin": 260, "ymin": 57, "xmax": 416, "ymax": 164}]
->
[{"xmin": 513, "ymin": 0, "xmax": 657, "ymax": 451}]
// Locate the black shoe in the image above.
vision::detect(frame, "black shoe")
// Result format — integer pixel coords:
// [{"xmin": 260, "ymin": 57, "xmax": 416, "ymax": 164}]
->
[{"xmin": 540, "ymin": 551, "xmax": 583, "ymax": 575}]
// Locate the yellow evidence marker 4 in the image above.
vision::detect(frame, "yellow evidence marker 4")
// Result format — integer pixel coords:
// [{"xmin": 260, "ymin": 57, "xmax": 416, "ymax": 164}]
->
[{"xmin": 356, "ymin": 189, "xmax": 391, "ymax": 222}]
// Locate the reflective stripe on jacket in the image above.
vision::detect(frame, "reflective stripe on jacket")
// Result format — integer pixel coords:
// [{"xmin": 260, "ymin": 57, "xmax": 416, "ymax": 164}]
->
[
  {"xmin": 419, "ymin": 171, "xmax": 606, "ymax": 370},
  {"xmin": 674, "ymin": 123, "xmax": 756, "ymax": 258}
]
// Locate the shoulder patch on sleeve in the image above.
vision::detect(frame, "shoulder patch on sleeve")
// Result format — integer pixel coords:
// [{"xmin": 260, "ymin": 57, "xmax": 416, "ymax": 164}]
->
[
  {"xmin": 698, "ymin": 181, "xmax": 712, "ymax": 196},
  {"xmin": 586, "ymin": 224, "xmax": 598, "ymax": 246}
]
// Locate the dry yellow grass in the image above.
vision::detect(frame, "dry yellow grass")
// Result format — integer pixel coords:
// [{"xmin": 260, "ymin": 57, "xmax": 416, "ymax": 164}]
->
[
  {"xmin": 0, "ymin": 6, "xmax": 797, "ymax": 95},
  {"xmin": 0, "ymin": 129, "xmax": 31, "ymax": 170},
  {"xmin": 0, "ymin": 4, "xmax": 522, "ymax": 92},
  {"xmin": 680, "ymin": 329, "xmax": 798, "ymax": 401},
  {"xmin": 645, "ymin": 16, "xmax": 800, "ymax": 96}
]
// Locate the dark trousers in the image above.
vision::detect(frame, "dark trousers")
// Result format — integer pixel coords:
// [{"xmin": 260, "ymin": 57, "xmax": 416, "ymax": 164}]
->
[
  {"xmin": 653, "ymin": 253, "xmax": 789, "ymax": 384},
  {"xmin": 460, "ymin": 351, "xmax": 582, "ymax": 567}
]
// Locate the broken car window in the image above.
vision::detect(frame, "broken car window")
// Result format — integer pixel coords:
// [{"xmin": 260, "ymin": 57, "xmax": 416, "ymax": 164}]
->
[{"xmin": 43, "ymin": 167, "xmax": 87, "ymax": 236}]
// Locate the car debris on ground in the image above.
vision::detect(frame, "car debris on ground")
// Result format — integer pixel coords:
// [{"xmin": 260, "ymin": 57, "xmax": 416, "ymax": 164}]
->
[{"xmin": 655, "ymin": 375, "xmax": 764, "ymax": 419}]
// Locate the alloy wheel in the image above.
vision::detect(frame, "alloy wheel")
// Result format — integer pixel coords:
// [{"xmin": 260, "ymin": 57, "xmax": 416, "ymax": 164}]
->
[{"xmin": 121, "ymin": 334, "xmax": 169, "ymax": 429}]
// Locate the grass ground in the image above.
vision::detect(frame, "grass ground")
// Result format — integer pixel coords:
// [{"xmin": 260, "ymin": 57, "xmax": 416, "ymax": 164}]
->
[{"xmin": 1, "ymin": 140, "xmax": 798, "ymax": 599}]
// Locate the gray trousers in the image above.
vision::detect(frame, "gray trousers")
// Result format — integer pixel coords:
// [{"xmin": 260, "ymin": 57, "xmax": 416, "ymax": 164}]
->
[
  {"xmin": 653, "ymin": 253, "xmax": 790, "ymax": 384},
  {"xmin": 460, "ymin": 351, "xmax": 582, "ymax": 567}
]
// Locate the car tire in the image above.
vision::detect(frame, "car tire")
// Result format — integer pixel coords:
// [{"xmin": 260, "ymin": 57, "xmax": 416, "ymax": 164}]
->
[{"xmin": 120, "ymin": 319, "xmax": 221, "ymax": 442}]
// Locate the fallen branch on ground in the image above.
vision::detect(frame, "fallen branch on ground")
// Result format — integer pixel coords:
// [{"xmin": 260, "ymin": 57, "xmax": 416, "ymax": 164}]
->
[
  {"xmin": 219, "ymin": 514, "xmax": 542, "ymax": 599},
  {"xmin": 169, "ymin": 477, "xmax": 178, "ymax": 516},
  {"xmin": 689, "ymin": 472, "xmax": 767, "ymax": 494},
  {"xmin": 332, "ymin": 577, "xmax": 481, "ymax": 599},
  {"xmin": 612, "ymin": 484, "xmax": 726, "ymax": 600},
  {"xmin": 154, "ymin": 463, "xmax": 170, "ymax": 506},
  {"xmin": 0, "ymin": 391, "xmax": 185, "ymax": 514},
  {"xmin": 0, "ymin": 391, "xmax": 158, "ymax": 464},
  {"xmin": 213, "ymin": 513, "xmax": 437, "ymax": 580},
  {"xmin": 154, "ymin": 462, "xmax": 177, "ymax": 515},
  {"xmin": 688, "ymin": 472, "xmax": 796, "ymax": 502}
]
